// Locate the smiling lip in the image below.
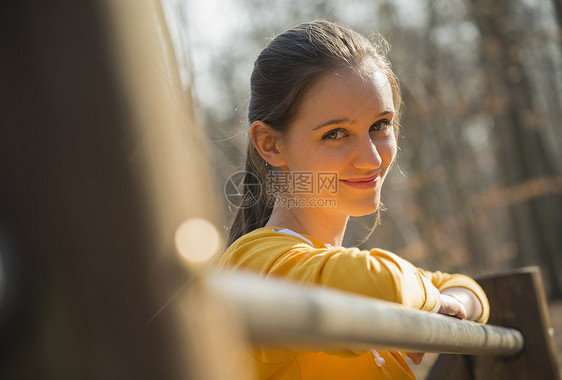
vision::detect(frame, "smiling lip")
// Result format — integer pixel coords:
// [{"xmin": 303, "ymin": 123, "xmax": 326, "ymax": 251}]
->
[{"xmin": 340, "ymin": 174, "xmax": 380, "ymax": 189}]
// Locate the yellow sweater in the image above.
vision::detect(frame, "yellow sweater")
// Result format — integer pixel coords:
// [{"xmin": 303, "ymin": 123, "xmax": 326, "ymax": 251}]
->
[{"xmin": 219, "ymin": 226, "xmax": 490, "ymax": 380}]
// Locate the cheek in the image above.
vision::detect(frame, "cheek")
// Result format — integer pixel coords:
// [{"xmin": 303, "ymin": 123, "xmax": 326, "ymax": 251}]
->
[
  {"xmin": 282, "ymin": 137, "xmax": 309, "ymax": 169},
  {"xmin": 313, "ymin": 149, "xmax": 350, "ymax": 174},
  {"xmin": 294, "ymin": 142, "xmax": 345, "ymax": 169},
  {"xmin": 390, "ymin": 139, "xmax": 398, "ymax": 161},
  {"xmin": 379, "ymin": 137, "xmax": 397, "ymax": 165}
]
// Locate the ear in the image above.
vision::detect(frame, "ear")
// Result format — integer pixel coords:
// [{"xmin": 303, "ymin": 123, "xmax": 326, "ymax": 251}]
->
[{"xmin": 250, "ymin": 121, "xmax": 287, "ymax": 167}]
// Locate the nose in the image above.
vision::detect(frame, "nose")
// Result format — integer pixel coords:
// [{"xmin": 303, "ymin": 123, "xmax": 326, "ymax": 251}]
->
[{"xmin": 352, "ymin": 135, "xmax": 382, "ymax": 170}]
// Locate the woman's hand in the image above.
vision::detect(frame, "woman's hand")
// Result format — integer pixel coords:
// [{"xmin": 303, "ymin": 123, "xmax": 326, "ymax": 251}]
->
[
  {"xmin": 437, "ymin": 293, "xmax": 467, "ymax": 319},
  {"xmin": 405, "ymin": 291, "xmax": 471, "ymax": 365},
  {"xmin": 440, "ymin": 287, "xmax": 483, "ymax": 322},
  {"xmin": 405, "ymin": 352, "xmax": 425, "ymax": 365}
]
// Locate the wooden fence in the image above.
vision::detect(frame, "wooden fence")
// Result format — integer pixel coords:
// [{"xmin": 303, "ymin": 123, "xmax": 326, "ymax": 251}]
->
[{"xmin": 209, "ymin": 267, "xmax": 560, "ymax": 379}]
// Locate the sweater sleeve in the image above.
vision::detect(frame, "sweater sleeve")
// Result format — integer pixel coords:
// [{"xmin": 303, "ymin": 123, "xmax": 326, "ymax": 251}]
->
[
  {"xmin": 219, "ymin": 236, "xmax": 440, "ymax": 361},
  {"xmin": 220, "ymin": 234, "xmax": 440, "ymax": 313},
  {"xmin": 219, "ymin": 231, "xmax": 489, "ymax": 364},
  {"xmin": 420, "ymin": 269, "xmax": 490, "ymax": 324}
]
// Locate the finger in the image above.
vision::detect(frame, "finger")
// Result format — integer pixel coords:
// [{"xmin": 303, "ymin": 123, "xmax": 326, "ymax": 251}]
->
[
  {"xmin": 457, "ymin": 303, "xmax": 467, "ymax": 319},
  {"xmin": 449, "ymin": 298, "xmax": 467, "ymax": 319},
  {"xmin": 405, "ymin": 352, "xmax": 425, "ymax": 365},
  {"xmin": 439, "ymin": 294, "xmax": 467, "ymax": 319}
]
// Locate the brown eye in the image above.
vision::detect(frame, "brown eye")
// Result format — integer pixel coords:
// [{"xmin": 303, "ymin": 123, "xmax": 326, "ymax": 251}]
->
[
  {"xmin": 322, "ymin": 128, "xmax": 347, "ymax": 140},
  {"xmin": 370, "ymin": 120, "xmax": 391, "ymax": 132}
]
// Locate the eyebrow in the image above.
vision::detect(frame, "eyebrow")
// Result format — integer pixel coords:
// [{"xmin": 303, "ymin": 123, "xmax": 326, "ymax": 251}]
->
[{"xmin": 312, "ymin": 110, "xmax": 395, "ymax": 131}]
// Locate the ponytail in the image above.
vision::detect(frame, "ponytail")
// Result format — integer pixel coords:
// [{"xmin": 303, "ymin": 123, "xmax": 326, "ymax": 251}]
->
[{"xmin": 226, "ymin": 142, "xmax": 274, "ymax": 246}]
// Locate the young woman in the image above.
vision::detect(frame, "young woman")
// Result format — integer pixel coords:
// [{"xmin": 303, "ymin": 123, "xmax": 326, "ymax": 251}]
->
[{"xmin": 219, "ymin": 20, "xmax": 489, "ymax": 379}]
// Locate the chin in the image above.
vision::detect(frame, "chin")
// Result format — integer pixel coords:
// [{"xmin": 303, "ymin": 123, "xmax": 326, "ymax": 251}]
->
[{"xmin": 346, "ymin": 200, "xmax": 380, "ymax": 217}]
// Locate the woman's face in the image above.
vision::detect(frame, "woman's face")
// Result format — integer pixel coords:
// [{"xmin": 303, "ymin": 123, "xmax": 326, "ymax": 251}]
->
[{"xmin": 278, "ymin": 63, "xmax": 397, "ymax": 217}]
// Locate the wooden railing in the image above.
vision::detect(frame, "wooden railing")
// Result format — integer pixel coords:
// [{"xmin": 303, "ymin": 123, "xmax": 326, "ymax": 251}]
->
[{"xmin": 208, "ymin": 267, "xmax": 560, "ymax": 379}]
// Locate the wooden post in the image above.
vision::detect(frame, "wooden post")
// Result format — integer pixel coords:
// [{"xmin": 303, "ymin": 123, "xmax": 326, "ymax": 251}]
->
[
  {"xmin": 0, "ymin": 1, "xmax": 249, "ymax": 378},
  {"xmin": 428, "ymin": 266, "xmax": 560, "ymax": 379}
]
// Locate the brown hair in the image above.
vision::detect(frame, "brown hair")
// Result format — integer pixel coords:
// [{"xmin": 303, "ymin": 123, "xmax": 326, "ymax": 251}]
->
[{"xmin": 227, "ymin": 20, "xmax": 402, "ymax": 247}]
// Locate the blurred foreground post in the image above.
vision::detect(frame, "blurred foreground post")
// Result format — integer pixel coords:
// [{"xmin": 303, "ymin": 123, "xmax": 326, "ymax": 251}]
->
[
  {"xmin": 0, "ymin": 1, "xmax": 249, "ymax": 379},
  {"xmin": 428, "ymin": 267, "xmax": 560, "ymax": 379}
]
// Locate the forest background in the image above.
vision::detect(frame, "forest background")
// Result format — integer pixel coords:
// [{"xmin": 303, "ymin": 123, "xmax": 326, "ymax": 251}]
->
[{"xmin": 164, "ymin": 0, "xmax": 562, "ymax": 298}]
